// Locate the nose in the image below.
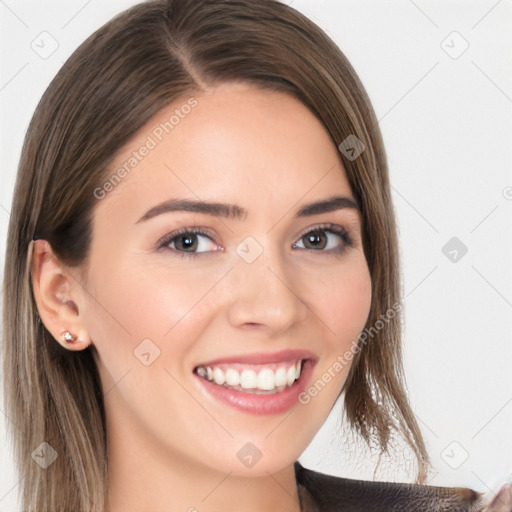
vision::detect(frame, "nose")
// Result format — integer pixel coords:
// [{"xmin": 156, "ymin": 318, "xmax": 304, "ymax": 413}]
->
[{"xmin": 225, "ymin": 242, "xmax": 309, "ymax": 335}]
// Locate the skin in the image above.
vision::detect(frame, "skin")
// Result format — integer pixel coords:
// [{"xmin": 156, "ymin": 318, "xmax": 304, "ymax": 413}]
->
[{"xmin": 31, "ymin": 82, "xmax": 372, "ymax": 512}]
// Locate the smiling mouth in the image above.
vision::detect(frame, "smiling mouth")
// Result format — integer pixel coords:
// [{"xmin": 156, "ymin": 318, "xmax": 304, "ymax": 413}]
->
[{"xmin": 193, "ymin": 359, "xmax": 304, "ymax": 394}]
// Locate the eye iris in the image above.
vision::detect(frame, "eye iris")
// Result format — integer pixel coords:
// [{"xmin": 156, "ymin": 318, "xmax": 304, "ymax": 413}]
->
[
  {"xmin": 304, "ymin": 231, "xmax": 327, "ymax": 249},
  {"xmin": 176, "ymin": 233, "xmax": 198, "ymax": 251}
]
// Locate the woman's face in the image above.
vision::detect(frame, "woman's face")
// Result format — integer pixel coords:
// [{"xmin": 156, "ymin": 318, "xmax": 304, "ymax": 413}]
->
[{"xmin": 80, "ymin": 82, "xmax": 372, "ymax": 477}]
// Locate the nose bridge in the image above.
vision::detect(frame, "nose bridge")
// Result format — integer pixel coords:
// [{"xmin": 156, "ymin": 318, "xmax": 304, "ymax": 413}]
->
[{"xmin": 226, "ymin": 234, "xmax": 308, "ymax": 332}]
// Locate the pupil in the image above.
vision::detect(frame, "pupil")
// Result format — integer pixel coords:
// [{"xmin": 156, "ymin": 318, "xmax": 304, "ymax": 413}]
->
[
  {"xmin": 179, "ymin": 234, "xmax": 197, "ymax": 251},
  {"xmin": 306, "ymin": 232, "xmax": 326, "ymax": 249}
]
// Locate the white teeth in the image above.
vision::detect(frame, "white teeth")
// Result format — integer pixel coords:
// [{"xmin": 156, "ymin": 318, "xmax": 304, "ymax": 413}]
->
[
  {"xmin": 195, "ymin": 359, "xmax": 305, "ymax": 393},
  {"xmin": 240, "ymin": 369, "xmax": 258, "ymax": 389},
  {"xmin": 225, "ymin": 368, "xmax": 240, "ymax": 386},
  {"xmin": 286, "ymin": 366, "xmax": 296, "ymax": 387},
  {"xmin": 257, "ymin": 368, "xmax": 275, "ymax": 391},
  {"xmin": 274, "ymin": 367, "xmax": 287, "ymax": 387},
  {"xmin": 213, "ymin": 367, "xmax": 225, "ymax": 386}
]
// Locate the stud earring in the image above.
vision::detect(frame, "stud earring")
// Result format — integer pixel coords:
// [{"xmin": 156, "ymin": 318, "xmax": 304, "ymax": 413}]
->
[{"xmin": 62, "ymin": 331, "xmax": 77, "ymax": 343}]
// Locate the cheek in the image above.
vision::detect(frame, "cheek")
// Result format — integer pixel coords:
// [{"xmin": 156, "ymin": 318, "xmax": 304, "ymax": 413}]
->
[
  {"xmin": 308, "ymin": 259, "xmax": 371, "ymax": 389},
  {"xmin": 82, "ymin": 253, "xmax": 229, "ymax": 383},
  {"xmin": 313, "ymin": 259, "xmax": 372, "ymax": 347},
  {"xmin": 296, "ymin": 263, "xmax": 372, "ymax": 411},
  {"xmin": 90, "ymin": 251, "xmax": 200, "ymax": 322},
  {"xmin": 83, "ymin": 260, "xmax": 200, "ymax": 362}
]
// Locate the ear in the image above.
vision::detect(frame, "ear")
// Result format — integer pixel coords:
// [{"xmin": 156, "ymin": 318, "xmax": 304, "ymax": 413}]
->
[{"xmin": 29, "ymin": 239, "xmax": 91, "ymax": 351}]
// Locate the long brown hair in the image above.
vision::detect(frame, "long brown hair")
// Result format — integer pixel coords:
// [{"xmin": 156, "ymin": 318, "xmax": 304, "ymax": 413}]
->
[{"xmin": 2, "ymin": 0, "xmax": 429, "ymax": 510}]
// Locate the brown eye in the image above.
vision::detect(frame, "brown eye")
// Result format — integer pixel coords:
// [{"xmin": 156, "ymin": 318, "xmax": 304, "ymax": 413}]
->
[
  {"xmin": 292, "ymin": 224, "xmax": 353, "ymax": 254},
  {"xmin": 302, "ymin": 231, "xmax": 328, "ymax": 250},
  {"xmin": 157, "ymin": 227, "xmax": 220, "ymax": 256},
  {"xmin": 174, "ymin": 233, "xmax": 199, "ymax": 252}
]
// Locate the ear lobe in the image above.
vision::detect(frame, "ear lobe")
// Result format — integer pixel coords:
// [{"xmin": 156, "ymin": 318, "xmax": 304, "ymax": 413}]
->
[{"xmin": 30, "ymin": 239, "xmax": 91, "ymax": 351}]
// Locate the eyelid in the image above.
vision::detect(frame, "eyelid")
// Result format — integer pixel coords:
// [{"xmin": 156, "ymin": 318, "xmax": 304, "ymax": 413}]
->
[{"xmin": 294, "ymin": 222, "xmax": 347, "ymax": 240}]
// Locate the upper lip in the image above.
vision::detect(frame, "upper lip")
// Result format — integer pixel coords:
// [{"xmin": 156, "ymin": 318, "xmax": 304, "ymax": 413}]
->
[{"xmin": 195, "ymin": 349, "xmax": 317, "ymax": 367}]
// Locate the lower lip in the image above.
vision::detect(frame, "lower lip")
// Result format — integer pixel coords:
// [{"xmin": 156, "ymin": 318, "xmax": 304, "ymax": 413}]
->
[{"xmin": 193, "ymin": 359, "xmax": 315, "ymax": 415}]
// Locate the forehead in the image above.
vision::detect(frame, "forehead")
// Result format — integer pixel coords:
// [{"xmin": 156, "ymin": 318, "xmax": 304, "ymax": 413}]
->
[{"xmin": 94, "ymin": 82, "xmax": 353, "ymax": 221}]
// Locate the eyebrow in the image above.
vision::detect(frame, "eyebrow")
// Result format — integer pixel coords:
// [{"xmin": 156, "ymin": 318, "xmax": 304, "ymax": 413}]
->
[{"xmin": 135, "ymin": 195, "xmax": 359, "ymax": 224}]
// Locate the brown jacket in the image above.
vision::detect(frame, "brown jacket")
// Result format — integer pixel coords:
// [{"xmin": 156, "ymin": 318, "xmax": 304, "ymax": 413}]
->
[{"xmin": 295, "ymin": 461, "xmax": 486, "ymax": 511}]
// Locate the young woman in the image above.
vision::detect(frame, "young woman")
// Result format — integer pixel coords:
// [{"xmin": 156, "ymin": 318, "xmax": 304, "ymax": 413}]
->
[{"xmin": 2, "ymin": 0, "xmax": 506, "ymax": 510}]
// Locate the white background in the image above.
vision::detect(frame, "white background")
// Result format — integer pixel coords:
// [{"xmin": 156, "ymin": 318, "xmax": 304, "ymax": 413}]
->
[{"xmin": 1, "ymin": 0, "xmax": 511, "ymax": 510}]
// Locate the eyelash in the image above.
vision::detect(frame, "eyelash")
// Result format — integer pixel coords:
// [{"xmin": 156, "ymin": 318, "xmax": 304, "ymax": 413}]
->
[{"xmin": 155, "ymin": 223, "xmax": 354, "ymax": 259}]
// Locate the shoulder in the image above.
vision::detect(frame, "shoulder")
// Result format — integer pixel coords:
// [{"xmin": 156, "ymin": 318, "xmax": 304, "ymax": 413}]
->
[{"xmin": 294, "ymin": 461, "xmax": 485, "ymax": 511}]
